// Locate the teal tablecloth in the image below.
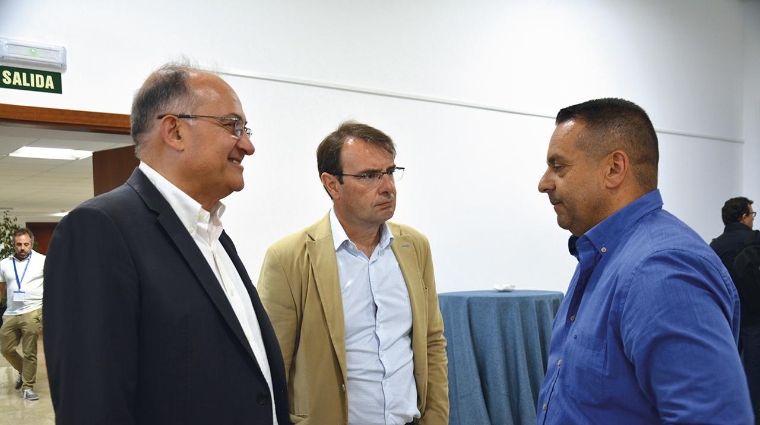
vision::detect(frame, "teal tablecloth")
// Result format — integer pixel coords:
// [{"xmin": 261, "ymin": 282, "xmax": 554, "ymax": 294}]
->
[{"xmin": 439, "ymin": 290, "xmax": 564, "ymax": 425}]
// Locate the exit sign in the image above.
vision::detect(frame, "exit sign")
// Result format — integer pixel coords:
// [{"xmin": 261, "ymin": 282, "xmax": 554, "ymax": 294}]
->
[{"xmin": 0, "ymin": 65, "xmax": 62, "ymax": 94}]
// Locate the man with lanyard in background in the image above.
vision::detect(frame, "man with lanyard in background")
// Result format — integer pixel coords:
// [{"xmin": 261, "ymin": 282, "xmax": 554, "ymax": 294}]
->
[{"xmin": 0, "ymin": 228, "xmax": 44, "ymax": 401}]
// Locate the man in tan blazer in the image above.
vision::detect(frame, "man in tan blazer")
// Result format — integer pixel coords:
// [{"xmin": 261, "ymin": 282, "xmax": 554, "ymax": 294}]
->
[{"xmin": 258, "ymin": 121, "xmax": 448, "ymax": 425}]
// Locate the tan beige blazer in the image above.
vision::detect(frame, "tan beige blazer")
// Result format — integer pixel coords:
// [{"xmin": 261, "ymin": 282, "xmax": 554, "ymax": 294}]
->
[{"xmin": 258, "ymin": 213, "xmax": 449, "ymax": 425}]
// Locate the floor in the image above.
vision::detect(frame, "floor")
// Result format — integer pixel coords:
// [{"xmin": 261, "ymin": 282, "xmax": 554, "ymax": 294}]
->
[{"xmin": 0, "ymin": 337, "xmax": 55, "ymax": 424}]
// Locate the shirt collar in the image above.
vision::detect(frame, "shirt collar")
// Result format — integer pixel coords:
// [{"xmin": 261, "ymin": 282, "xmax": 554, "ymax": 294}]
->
[
  {"xmin": 329, "ymin": 208, "xmax": 393, "ymax": 252},
  {"xmin": 569, "ymin": 189, "xmax": 663, "ymax": 258},
  {"xmin": 138, "ymin": 162, "xmax": 226, "ymax": 239},
  {"xmin": 725, "ymin": 222, "xmax": 752, "ymax": 232}
]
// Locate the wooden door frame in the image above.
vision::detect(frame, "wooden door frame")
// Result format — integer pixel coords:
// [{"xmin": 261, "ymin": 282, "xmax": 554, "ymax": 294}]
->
[
  {"xmin": 0, "ymin": 102, "xmax": 133, "ymax": 219},
  {"xmin": 0, "ymin": 103, "xmax": 130, "ymax": 134}
]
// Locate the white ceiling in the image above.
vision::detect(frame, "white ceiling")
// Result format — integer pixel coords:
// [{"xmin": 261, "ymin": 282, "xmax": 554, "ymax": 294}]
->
[{"xmin": 0, "ymin": 125, "xmax": 133, "ymax": 224}]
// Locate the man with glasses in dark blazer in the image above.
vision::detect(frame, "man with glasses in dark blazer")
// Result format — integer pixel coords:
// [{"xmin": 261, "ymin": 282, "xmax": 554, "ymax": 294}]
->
[{"xmin": 43, "ymin": 62, "xmax": 290, "ymax": 425}]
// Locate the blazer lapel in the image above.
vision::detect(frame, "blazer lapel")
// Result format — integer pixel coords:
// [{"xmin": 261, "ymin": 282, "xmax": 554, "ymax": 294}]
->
[
  {"xmin": 391, "ymin": 227, "xmax": 425, "ymax": 334},
  {"xmin": 307, "ymin": 214, "xmax": 348, "ymax": 376},
  {"xmin": 221, "ymin": 232, "xmax": 288, "ymax": 390},
  {"xmin": 127, "ymin": 169, "xmax": 257, "ymax": 363},
  {"xmin": 220, "ymin": 232, "xmax": 286, "ymax": 366}
]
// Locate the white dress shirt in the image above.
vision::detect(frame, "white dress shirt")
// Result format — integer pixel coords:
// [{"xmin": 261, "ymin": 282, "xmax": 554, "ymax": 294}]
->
[
  {"xmin": 0, "ymin": 250, "xmax": 45, "ymax": 315},
  {"xmin": 140, "ymin": 162, "xmax": 277, "ymax": 425},
  {"xmin": 330, "ymin": 209, "xmax": 419, "ymax": 425}
]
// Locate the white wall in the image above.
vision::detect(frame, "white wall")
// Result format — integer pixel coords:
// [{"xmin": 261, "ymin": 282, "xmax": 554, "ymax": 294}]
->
[
  {"xmin": 1, "ymin": 0, "xmax": 758, "ymax": 294},
  {"xmin": 744, "ymin": 0, "xmax": 760, "ymax": 199}
]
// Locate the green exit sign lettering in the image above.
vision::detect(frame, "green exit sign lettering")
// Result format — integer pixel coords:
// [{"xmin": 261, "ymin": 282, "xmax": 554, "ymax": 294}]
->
[{"xmin": 0, "ymin": 65, "xmax": 62, "ymax": 94}]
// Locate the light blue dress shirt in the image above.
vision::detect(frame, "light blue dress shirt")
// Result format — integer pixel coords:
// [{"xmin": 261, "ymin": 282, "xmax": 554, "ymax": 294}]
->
[
  {"xmin": 330, "ymin": 210, "xmax": 419, "ymax": 425},
  {"xmin": 537, "ymin": 190, "xmax": 753, "ymax": 424}
]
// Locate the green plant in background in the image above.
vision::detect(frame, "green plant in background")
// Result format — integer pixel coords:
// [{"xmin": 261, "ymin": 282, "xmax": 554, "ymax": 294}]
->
[
  {"xmin": 0, "ymin": 210, "xmax": 20, "ymax": 259},
  {"xmin": 0, "ymin": 210, "xmax": 21, "ymax": 308}
]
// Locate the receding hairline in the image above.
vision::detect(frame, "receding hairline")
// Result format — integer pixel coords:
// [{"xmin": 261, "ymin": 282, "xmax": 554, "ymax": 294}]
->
[
  {"xmin": 150, "ymin": 66, "xmax": 230, "ymax": 97},
  {"xmin": 132, "ymin": 66, "xmax": 236, "ymax": 153}
]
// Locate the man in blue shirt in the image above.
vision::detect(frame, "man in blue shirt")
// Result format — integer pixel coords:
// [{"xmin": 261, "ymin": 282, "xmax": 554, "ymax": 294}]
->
[{"xmin": 536, "ymin": 98, "xmax": 753, "ymax": 424}]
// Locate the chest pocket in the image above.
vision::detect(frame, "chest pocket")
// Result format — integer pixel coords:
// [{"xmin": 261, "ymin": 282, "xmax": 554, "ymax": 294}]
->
[{"xmin": 565, "ymin": 331, "xmax": 607, "ymax": 405}]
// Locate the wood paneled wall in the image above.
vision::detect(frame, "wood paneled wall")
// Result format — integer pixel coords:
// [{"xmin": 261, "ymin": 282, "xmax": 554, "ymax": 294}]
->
[{"xmin": 93, "ymin": 145, "xmax": 139, "ymax": 196}]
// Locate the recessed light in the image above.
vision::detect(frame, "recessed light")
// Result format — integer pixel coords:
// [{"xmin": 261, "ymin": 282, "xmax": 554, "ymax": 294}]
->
[{"xmin": 9, "ymin": 146, "xmax": 92, "ymax": 160}]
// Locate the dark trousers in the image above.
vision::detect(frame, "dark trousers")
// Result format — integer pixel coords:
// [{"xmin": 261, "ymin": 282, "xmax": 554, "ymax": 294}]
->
[{"xmin": 741, "ymin": 323, "xmax": 760, "ymax": 424}]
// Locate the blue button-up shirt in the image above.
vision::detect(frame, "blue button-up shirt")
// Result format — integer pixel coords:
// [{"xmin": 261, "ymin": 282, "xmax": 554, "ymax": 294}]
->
[{"xmin": 537, "ymin": 190, "xmax": 753, "ymax": 424}]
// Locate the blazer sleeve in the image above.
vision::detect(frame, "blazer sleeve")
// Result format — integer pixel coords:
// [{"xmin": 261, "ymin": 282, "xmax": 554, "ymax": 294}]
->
[
  {"xmin": 43, "ymin": 206, "xmax": 140, "ymax": 425},
  {"xmin": 418, "ymin": 238, "xmax": 449, "ymax": 425}
]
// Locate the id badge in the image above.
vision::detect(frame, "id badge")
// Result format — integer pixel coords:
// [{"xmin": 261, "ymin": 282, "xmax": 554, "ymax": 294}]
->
[{"xmin": 12, "ymin": 290, "xmax": 25, "ymax": 302}]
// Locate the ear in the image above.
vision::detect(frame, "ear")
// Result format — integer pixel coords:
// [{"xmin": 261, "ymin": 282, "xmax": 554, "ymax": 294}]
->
[
  {"xmin": 157, "ymin": 115, "xmax": 185, "ymax": 152},
  {"xmin": 603, "ymin": 150, "xmax": 629, "ymax": 189},
  {"xmin": 320, "ymin": 172, "xmax": 341, "ymax": 200}
]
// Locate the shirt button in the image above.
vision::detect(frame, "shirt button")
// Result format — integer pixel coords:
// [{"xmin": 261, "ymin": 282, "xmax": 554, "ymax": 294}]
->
[
  {"xmin": 557, "ymin": 359, "xmax": 563, "ymax": 366},
  {"xmin": 341, "ymin": 384, "xmax": 346, "ymax": 392},
  {"xmin": 543, "ymin": 403, "xmax": 548, "ymax": 410},
  {"xmin": 570, "ymin": 315, "xmax": 576, "ymax": 321}
]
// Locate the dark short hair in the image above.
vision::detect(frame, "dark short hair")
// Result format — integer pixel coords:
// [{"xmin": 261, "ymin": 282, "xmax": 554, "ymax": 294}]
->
[
  {"xmin": 13, "ymin": 227, "xmax": 34, "ymax": 242},
  {"xmin": 722, "ymin": 197, "xmax": 753, "ymax": 226},
  {"xmin": 130, "ymin": 62, "xmax": 200, "ymax": 158},
  {"xmin": 316, "ymin": 121, "xmax": 396, "ymax": 189},
  {"xmin": 556, "ymin": 98, "xmax": 659, "ymax": 191}
]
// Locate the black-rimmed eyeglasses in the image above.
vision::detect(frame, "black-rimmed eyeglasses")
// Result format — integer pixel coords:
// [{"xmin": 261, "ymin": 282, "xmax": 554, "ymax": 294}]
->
[
  {"xmin": 156, "ymin": 114, "xmax": 252, "ymax": 138},
  {"xmin": 332, "ymin": 167, "xmax": 405, "ymax": 186},
  {"xmin": 749, "ymin": 211, "xmax": 758, "ymax": 218}
]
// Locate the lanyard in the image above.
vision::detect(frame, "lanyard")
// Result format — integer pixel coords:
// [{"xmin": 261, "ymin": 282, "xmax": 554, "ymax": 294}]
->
[{"xmin": 12, "ymin": 252, "xmax": 31, "ymax": 290}]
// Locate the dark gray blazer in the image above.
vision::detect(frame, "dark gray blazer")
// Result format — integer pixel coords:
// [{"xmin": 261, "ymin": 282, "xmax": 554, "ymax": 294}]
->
[{"xmin": 44, "ymin": 168, "xmax": 290, "ymax": 425}]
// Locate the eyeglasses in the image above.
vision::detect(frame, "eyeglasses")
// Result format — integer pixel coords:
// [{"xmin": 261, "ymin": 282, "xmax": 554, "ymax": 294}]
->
[
  {"xmin": 748, "ymin": 211, "xmax": 758, "ymax": 218},
  {"xmin": 156, "ymin": 114, "xmax": 252, "ymax": 138},
  {"xmin": 332, "ymin": 167, "xmax": 405, "ymax": 186}
]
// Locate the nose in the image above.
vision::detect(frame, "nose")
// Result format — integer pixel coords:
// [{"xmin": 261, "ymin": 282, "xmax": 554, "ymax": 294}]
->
[
  {"xmin": 538, "ymin": 169, "xmax": 553, "ymax": 193},
  {"xmin": 377, "ymin": 172, "xmax": 396, "ymax": 192},
  {"xmin": 238, "ymin": 133, "xmax": 255, "ymax": 156}
]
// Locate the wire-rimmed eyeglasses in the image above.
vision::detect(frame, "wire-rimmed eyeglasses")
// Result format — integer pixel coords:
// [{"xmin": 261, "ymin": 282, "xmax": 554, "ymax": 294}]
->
[
  {"xmin": 156, "ymin": 114, "xmax": 252, "ymax": 138},
  {"xmin": 332, "ymin": 167, "xmax": 405, "ymax": 186}
]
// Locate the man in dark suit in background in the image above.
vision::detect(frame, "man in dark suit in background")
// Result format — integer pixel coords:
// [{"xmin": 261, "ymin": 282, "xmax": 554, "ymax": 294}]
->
[
  {"xmin": 43, "ymin": 63, "xmax": 290, "ymax": 425},
  {"xmin": 710, "ymin": 196, "xmax": 760, "ymax": 422}
]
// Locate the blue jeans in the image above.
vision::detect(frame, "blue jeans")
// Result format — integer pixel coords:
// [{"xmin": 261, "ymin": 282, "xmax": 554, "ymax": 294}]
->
[{"xmin": 742, "ymin": 323, "xmax": 760, "ymax": 424}]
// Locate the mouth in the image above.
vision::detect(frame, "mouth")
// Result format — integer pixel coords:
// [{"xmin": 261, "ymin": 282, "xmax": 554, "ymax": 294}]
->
[{"xmin": 228, "ymin": 157, "xmax": 243, "ymax": 166}]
